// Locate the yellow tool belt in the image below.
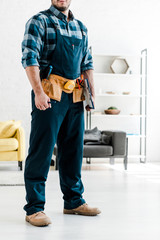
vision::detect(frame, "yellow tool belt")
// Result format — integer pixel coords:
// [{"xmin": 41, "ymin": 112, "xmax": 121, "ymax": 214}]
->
[{"xmin": 41, "ymin": 74, "xmax": 85, "ymax": 103}]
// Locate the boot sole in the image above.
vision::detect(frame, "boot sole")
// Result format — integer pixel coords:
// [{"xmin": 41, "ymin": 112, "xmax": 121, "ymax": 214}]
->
[
  {"xmin": 25, "ymin": 216, "xmax": 51, "ymax": 227},
  {"xmin": 63, "ymin": 209, "xmax": 101, "ymax": 216}
]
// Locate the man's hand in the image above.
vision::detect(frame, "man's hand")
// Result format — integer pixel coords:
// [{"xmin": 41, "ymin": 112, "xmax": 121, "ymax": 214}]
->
[
  {"xmin": 35, "ymin": 91, "xmax": 51, "ymax": 111},
  {"xmin": 25, "ymin": 66, "xmax": 51, "ymax": 111}
]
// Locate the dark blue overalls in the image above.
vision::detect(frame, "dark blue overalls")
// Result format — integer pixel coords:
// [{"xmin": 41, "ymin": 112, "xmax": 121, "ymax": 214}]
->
[{"xmin": 24, "ymin": 12, "xmax": 86, "ymax": 215}]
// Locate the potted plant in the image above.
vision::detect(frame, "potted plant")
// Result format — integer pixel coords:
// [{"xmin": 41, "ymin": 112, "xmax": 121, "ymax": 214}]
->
[{"xmin": 104, "ymin": 106, "xmax": 120, "ymax": 115}]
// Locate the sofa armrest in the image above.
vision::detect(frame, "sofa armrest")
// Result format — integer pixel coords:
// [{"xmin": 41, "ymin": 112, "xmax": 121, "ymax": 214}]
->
[
  {"xmin": 15, "ymin": 126, "xmax": 25, "ymax": 161},
  {"xmin": 101, "ymin": 130, "xmax": 126, "ymax": 156}
]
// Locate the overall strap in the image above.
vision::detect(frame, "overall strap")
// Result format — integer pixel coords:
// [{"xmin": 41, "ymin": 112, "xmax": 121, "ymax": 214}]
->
[
  {"xmin": 76, "ymin": 20, "xmax": 87, "ymax": 38},
  {"xmin": 40, "ymin": 10, "xmax": 59, "ymax": 65},
  {"xmin": 76, "ymin": 20, "xmax": 87, "ymax": 56},
  {"xmin": 40, "ymin": 9, "xmax": 59, "ymax": 31}
]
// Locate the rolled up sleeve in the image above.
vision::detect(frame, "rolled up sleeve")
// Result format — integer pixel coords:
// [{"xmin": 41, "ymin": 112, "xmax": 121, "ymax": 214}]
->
[
  {"xmin": 21, "ymin": 17, "xmax": 45, "ymax": 69},
  {"xmin": 81, "ymin": 30, "xmax": 94, "ymax": 72}
]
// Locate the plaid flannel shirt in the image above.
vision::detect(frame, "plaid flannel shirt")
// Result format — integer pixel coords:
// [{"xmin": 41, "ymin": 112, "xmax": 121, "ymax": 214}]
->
[{"xmin": 21, "ymin": 5, "xmax": 94, "ymax": 72}]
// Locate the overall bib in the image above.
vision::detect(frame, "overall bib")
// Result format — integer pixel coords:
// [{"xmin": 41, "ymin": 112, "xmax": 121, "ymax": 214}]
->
[{"xmin": 24, "ymin": 13, "xmax": 86, "ymax": 215}]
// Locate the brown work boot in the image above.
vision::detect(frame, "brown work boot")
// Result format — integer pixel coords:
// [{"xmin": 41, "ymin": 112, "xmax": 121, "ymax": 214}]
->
[
  {"xmin": 63, "ymin": 203, "xmax": 101, "ymax": 216},
  {"xmin": 25, "ymin": 211, "xmax": 52, "ymax": 227}
]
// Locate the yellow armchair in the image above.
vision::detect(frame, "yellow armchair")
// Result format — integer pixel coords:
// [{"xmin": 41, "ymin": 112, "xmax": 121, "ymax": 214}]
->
[{"xmin": 0, "ymin": 120, "xmax": 25, "ymax": 170}]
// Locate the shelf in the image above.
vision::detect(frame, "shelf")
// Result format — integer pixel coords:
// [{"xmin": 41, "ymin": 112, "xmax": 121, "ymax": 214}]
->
[
  {"xmin": 91, "ymin": 114, "xmax": 146, "ymax": 118},
  {"xmin": 127, "ymin": 134, "xmax": 146, "ymax": 138},
  {"xmin": 94, "ymin": 73, "xmax": 143, "ymax": 77},
  {"xmin": 128, "ymin": 155, "xmax": 146, "ymax": 159},
  {"xmin": 93, "ymin": 54, "xmax": 142, "ymax": 58},
  {"xmin": 95, "ymin": 94, "xmax": 144, "ymax": 98}
]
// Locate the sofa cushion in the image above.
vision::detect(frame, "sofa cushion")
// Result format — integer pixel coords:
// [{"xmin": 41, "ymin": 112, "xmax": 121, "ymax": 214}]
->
[
  {"xmin": 83, "ymin": 145, "xmax": 113, "ymax": 157},
  {"xmin": 0, "ymin": 121, "xmax": 21, "ymax": 138},
  {"xmin": 0, "ymin": 138, "xmax": 19, "ymax": 151},
  {"xmin": 53, "ymin": 144, "xmax": 113, "ymax": 157}
]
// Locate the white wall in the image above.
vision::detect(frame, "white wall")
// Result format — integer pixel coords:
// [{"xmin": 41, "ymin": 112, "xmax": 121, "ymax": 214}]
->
[{"xmin": 0, "ymin": 0, "xmax": 160, "ymax": 161}]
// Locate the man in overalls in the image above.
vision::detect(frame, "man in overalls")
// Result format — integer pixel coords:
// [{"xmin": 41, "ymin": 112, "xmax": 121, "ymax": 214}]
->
[{"xmin": 22, "ymin": 0, "xmax": 101, "ymax": 227}]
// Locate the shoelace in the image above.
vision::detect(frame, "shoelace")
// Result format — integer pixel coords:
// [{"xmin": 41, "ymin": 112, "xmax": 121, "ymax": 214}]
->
[{"xmin": 29, "ymin": 211, "xmax": 45, "ymax": 219}]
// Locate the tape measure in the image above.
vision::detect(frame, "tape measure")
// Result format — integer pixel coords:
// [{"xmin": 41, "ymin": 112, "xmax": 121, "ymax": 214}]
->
[{"xmin": 64, "ymin": 80, "xmax": 75, "ymax": 91}]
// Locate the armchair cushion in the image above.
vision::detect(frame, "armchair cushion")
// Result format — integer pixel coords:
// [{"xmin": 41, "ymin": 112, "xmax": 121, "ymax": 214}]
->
[{"xmin": 0, "ymin": 138, "xmax": 18, "ymax": 151}]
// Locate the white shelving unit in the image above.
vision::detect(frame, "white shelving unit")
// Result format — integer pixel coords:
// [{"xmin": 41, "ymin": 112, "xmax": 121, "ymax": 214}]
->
[
  {"xmin": 95, "ymin": 94, "xmax": 144, "ymax": 97},
  {"xmin": 86, "ymin": 49, "xmax": 147, "ymax": 162}
]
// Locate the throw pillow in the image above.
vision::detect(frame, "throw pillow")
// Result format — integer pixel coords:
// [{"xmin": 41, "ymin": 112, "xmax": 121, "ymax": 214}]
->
[
  {"xmin": 0, "ymin": 120, "xmax": 14, "ymax": 135},
  {"xmin": 84, "ymin": 127, "xmax": 101, "ymax": 143},
  {"xmin": 0, "ymin": 121, "xmax": 21, "ymax": 138}
]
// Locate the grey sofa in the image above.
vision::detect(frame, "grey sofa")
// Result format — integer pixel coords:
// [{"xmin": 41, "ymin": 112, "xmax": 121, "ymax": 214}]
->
[{"xmin": 53, "ymin": 128, "xmax": 128, "ymax": 170}]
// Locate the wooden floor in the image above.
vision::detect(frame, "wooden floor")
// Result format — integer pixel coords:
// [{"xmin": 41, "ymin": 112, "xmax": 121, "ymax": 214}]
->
[{"xmin": 0, "ymin": 162, "xmax": 160, "ymax": 240}]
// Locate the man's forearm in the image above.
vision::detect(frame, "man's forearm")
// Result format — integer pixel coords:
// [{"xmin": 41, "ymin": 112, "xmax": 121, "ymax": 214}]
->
[
  {"xmin": 82, "ymin": 69, "xmax": 95, "ymax": 97},
  {"xmin": 25, "ymin": 66, "xmax": 43, "ymax": 95}
]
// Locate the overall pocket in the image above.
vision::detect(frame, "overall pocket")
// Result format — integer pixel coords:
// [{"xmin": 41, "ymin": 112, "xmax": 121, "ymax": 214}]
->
[{"xmin": 62, "ymin": 36, "xmax": 83, "ymax": 78}]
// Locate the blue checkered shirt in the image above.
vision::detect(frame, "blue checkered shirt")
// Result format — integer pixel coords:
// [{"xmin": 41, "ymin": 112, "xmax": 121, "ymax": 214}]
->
[{"xmin": 21, "ymin": 5, "xmax": 93, "ymax": 72}]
